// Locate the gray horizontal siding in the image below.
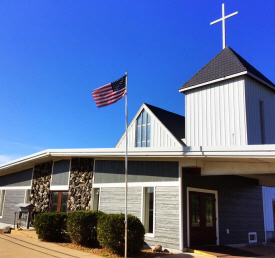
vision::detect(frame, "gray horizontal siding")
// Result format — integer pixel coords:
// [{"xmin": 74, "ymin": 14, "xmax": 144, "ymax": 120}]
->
[
  {"xmin": 182, "ymin": 171, "xmax": 265, "ymax": 247},
  {"xmin": 145, "ymin": 187, "xmax": 179, "ymax": 251},
  {"xmin": 99, "ymin": 187, "xmax": 141, "ymax": 219},
  {"xmin": 0, "ymin": 168, "xmax": 33, "ymax": 187},
  {"xmin": 0, "ymin": 190, "xmax": 25, "ymax": 225},
  {"xmin": 98, "ymin": 185, "xmax": 180, "ymax": 251},
  {"xmin": 95, "ymin": 160, "xmax": 178, "ymax": 183}
]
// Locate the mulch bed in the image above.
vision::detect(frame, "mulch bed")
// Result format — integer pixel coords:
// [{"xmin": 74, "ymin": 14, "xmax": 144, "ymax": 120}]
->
[{"xmin": 57, "ymin": 243, "xmax": 173, "ymax": 258}]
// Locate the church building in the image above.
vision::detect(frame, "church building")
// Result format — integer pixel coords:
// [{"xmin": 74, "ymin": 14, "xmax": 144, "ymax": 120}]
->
[{"xmin": 1, "ymin": 46, "xmax": 275, "ymax": 252}]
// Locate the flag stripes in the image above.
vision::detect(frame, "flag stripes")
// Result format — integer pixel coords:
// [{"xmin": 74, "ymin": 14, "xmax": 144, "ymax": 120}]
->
[{"xmin": 92, "ymin": 75, "xmax": 126, "ymax": 108}]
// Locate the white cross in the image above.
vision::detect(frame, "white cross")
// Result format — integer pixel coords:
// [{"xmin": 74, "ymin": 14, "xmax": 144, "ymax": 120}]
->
[{"xmin": 210, "ymin": 3, "xmax": 238, "ymax": 49}]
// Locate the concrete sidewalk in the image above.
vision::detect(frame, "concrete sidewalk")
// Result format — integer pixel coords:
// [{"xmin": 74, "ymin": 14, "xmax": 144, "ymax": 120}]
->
[
  {"xmin": 0, "ymin": 229, "xmax": 208, "ymax": 258},
  {"xmin": 0, "ymin": 230, "xmax": 101, "ymax": 258}
]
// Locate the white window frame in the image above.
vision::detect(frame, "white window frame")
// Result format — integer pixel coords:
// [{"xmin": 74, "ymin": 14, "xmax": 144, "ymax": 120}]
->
[
  {"xmin": 25, "ymin": 189, "xmax": 31, "ymax": 204},
  {"xmin": 0, "ymin": 190, "xmax": 6, "ymax": 218},
  {"xmin": 92, "ymin": 188, "xmax": 101, "ymax": 211},
  {"xmin": 142, "ymin": 186, "xmax": 155, "ymax": 238},
  {"xmin": 135, "ymin": 109, "xmax": 151, "ymax": 147},
  {"xmin": 50, "ymin": 159, "xmax": 71, "ymax": 191}
]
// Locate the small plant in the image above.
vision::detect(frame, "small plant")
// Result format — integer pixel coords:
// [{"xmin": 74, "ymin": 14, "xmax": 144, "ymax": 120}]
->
[
  {"xmin": 34, "ymin": 212, "xmax": 67, "ymax": 242},
  {"xmin": 67, "ymin": 210, "xmax": 104, "ymax": 247},
  {"xmin": 97, "ymin": 213, "xmax": 145, "ymax": 256}
]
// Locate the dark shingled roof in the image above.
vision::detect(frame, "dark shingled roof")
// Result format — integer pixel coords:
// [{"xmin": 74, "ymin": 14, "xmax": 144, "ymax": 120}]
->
[
  {"xmin": 145, "ymin": 103, "xmax": 185, "ymax": 144},
  {"xmin": 179, "ymin": 46, "xmax": 275, "ymax": 91}
]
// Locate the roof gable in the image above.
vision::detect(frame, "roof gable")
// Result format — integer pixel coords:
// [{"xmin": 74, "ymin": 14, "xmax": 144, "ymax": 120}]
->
[
  {"xmin": 115, "ymin": 103, "xmax": 185, "ymax": 148},
  {"xmin": 179, "ymin": 46, "xmax": 275, "ymax": 92},
  {"xmin": 145, "ymin": 103, "xmax": 185, "ymax": 143}
]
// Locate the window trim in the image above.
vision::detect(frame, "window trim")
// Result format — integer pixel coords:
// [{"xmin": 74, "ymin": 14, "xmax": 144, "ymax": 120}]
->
[
  {"xmin": 142, "ymin": 186, "xmax": 155, "ymax": 237},
  {"xmin": 135, "ymin": 109, "xmax": 151, "ymax": 147},
  {"xmin": 92, "ymin": 188, "xmax": 101, "ymax": 211},
  {"xmin": 0, "ymin": 190, "xmax": 6, "ymax": 218},
  {"xmin": 25, "ymin": 189, "xmax": 31, "ymax": 204},
  {"xmin": 50, "ymin": 159, "xmax": 71, "ymax": 191}
]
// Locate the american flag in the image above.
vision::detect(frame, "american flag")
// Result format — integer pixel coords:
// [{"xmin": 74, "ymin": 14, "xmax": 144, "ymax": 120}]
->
[{"xmin": 92, "ymin": 75, "xmax": 126, "ymax": 108}]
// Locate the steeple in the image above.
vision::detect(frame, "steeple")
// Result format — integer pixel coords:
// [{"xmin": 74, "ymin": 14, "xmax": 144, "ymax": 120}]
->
[
  {"xmin": 180, "ymin": 47, "xmax": 275, "ymax": 147},
  {"xmin": 179, "ymin": 47, "xmax": 275, "ymax": 93}
]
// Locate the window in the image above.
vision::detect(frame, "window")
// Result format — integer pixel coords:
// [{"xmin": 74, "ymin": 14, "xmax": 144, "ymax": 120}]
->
[
  {"xmin": 25, "ymin": 189, "xmax": 31, "ymax": 203},
  {"xmin": 144, "ymin": 187, "xmax": 154, "ymax": 234},
  {"xmin": 259, "ymin": 101, "xmax": 265, "ymax": 144},
  {"xmin": 136, "ymin": 109, "xmax": 151, "ymax": 147},
  {"xmin": 50, "ymin": 160, "xmax": 70, "ymax": 190},
  {"xmin": 50, "ymin": 192, "xmax": 68, "ymax": 212},
  {"xmin": 92, "ymin": 188, "xmax": 100, "ymax": 211},
  {"xmin": 0, "ymin": 190, "xmax": 5, "ymax": 217}
]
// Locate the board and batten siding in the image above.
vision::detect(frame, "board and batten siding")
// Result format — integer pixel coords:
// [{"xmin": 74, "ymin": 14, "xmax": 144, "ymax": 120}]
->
[
  {"xmin": 97, "ymin": 186, "xmax": 180, "ymax": 251},
  {"xmin": 245, "ymin": 77, "xmax": 275, "ymax": 145},
  {"xmin": 115, "ymin": 108, "xmax": 182, "ymax": 148},
  {"xmin": 262, "ymin": 186, "xmax": 275, "ymax": 236},
  {"xmin": 0, "ymin": 190, "xmax": 25, "ymax": 225},
  {"xmin": 185, "ymin": 77, "xmax": 247, "ymax": 146}
]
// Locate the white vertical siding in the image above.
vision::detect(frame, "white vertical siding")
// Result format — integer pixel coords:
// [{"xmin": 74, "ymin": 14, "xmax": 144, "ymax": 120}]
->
[
  {"xmin": 262, "ymin": 186, "xmax": 275, "ymax": 232},
  {"xmin": 185, "ymin": 77, "xmax": 247, "ymax": 146},
  {"xmin": 245, "ymin": 78, "xmax": 275, "ymax": 145},
  {"xmin": 115, "ymin": 107, "xmax": 183, "ymax": 148}
]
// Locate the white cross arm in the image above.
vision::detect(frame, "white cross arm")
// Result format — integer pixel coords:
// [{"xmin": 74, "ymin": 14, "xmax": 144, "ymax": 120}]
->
[{"xmin": 210, "ymin": 11, "xmax": 238, "ymax": 25}]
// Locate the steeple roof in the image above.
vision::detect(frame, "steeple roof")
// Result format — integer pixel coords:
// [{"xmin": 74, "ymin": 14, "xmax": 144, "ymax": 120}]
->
[{"xmin": 179, "ymin": 46, "xmax": 275, "ymax": 92}]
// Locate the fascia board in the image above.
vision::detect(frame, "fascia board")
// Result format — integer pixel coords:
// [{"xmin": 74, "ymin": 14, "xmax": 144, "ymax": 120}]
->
[
  {"xmin": 246, "ymin": 72, "xmax": 275, "ymax": 92},
  {"xmin": 0, "ymin": 150, "xmax": 50, "ymax": 170},
  {"xmin": 144, "ymin": 105, "xmax": 185, "ymax": 147},
  {"xmin": 115, "ymin": 103, "xmax": 147, "ymax": 148},
  {"xmin": 2, "ymin": 145, "xmax": 275, "ymax": 175},
  {"xmin": 179, "ymin": 71, "xmax": 275, "ymax": 93},
  {"xmin": 179, "ymin": 72, "xmax": 247, "ymax": 93}
]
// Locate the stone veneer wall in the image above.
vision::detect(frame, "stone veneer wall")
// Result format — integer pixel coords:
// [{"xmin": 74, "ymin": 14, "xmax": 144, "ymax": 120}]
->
[
  {"xmin": 67, "ymin": 158, "xmax": 94, "ymax": 211},
  {"xmin": 30, "ymin": 162, "xmax": 52, "ymax": 213}
]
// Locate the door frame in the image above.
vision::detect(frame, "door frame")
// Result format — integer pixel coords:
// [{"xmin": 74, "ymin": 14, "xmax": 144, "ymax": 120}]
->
[{"xmin": 187, "ymin": 187, "xmax": 219, "ymax": 247}]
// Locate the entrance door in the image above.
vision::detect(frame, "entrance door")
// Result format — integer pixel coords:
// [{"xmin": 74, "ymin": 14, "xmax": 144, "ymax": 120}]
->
[
  {"xmin": 51, "ymin": 192, "xmax": 68, "ymax": 212},
  {"xmin": 189, "ymin": 191, "xmax": 216, "ymax": 246}
]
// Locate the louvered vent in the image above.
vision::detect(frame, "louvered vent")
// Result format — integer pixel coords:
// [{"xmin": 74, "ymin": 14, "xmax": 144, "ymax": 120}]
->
[{"xmin": 259, "ymin": 101, "xmax": 265, "ymax": 144}]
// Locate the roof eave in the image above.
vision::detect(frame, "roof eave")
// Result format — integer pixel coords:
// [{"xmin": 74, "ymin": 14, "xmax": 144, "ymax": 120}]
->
[{"xmin": 179, "ymin": 71, "xmax": 275, "ymax": 93}]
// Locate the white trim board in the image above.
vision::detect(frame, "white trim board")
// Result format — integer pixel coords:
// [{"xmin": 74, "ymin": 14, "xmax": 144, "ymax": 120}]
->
[
  {"xmin": 0, "ymin": 186, "xmax": 31, "ymax": 190},
  {"xmin": 93, "ymin": 181, "xmax": 180, "ymax": 188},
  {"xmin": 50, "ymin": 185, "xmax": 69, "ymax": 191},
  {"xmin": 186, "ymin": 187, "xmax": 219, "ymax": 247}
]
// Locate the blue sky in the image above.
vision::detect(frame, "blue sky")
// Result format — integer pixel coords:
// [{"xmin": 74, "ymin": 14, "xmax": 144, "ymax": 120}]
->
[{"xmin": 0, "ymin": 1, "xmax": 274, "ymax": 163}]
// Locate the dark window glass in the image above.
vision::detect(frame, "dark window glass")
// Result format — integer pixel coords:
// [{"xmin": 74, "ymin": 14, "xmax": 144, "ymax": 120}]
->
[
  {"xmin": 191, "ymin": 194, "xmax": 200, "ymax": 227},
  {"xmin": 205, "ymin": 196, "xmax": 214, "ymax": 227}
]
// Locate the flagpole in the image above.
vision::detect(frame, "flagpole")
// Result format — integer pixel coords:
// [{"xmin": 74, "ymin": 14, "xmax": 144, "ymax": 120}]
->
[{"xmin": 124, "ymin": 71, "xmax": 128, "ymax": 258}]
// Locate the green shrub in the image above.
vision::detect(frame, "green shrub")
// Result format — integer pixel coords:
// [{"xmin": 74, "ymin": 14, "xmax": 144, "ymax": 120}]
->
[
  {"xmin": 67, "ymin": 210, "xmax": 104, "ymax": 247},
  {"xmin": 97, "ymin": 213, "xmax": 145, "ymax": 256},
  {"xmin": 34, "ymin": 212, "xmax": 68, "ymax": 242}
]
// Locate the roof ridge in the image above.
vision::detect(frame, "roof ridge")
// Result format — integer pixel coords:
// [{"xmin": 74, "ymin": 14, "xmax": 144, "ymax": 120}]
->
[
  {"xmin": 144, "ymin": 103, "xmax": 184, "ymax": 118},
  {"xmin": 179, "ymin": 46, "xmax": 275, "ymax": 92}
]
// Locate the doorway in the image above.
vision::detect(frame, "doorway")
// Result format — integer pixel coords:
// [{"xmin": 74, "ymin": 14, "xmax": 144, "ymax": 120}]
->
[{"xmin": 187, "ymin": 188, "xmax": 218, "ymax": 247}]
